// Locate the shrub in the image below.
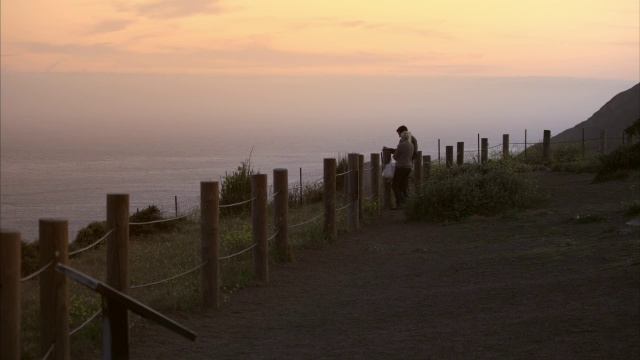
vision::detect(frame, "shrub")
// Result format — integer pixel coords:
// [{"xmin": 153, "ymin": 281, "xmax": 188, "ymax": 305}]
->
[
  {"xmin": 129, "ymin": 204, "xmax": 185, "ymax": 236},
  {"xmin": 405, "ymin": 160, "xmax": 547, "ymax": 222},
  {"xmin": 220, "ymin": 157, "xmax": 258, "ymax": 216},
  {"xmin": 70, "ymin": 221, "xmax": 107, "ymax": 252},
  {"xmin": 593, "ymin": 142, "xmax": 640, "ymax": 182},
  {"xmin": 21, "ymin": 240, "xmax": 39, "ymax": 276}
]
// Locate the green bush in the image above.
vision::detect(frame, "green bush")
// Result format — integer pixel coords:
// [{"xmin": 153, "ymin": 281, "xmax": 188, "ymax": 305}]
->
[
  {"xmin": 405, "ymin": 161, "xmax": 547, "ymax": 222},
  {"xmin": 220, "ymin": 157, "xmax": 258, "ymax": 216},
  {"xmin": 70, "ymin": 221, "xmax": 107, "ymax": 252},
  {"xmin": 21, "ymin": 240, "xmax": 39, "ymax": 276},
  {"xmin": 130, "ymin": 204, "xmax": 185, "ymax": 236},
  {"xmin": 593, "ymin": 142, "xmax": 640, "ymax": 182}
]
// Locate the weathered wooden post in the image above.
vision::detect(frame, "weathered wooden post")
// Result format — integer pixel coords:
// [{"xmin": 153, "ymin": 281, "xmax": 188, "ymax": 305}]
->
[
  {"xmin": 39, "ymin": 219, "xmax": 70, "ymax": 360},
  {"xmin": 106, "ymin": 194, "xmax": 130, "ymax": 359},
  {"xmin": 543, "ymin": 130, "xmax": 551, "ymax": 164},
  {"xmin": 371, "ymin": 153, "xmax": 380, "ymax": 215},
  {"xmin": 200, "ymin": 182, "xmax": 220, "ymax": 309},
  {"xmin": 382, "ymin": 150, "xmax": 393, "ymax": 209},
  {"xmin": 438, "ymin": 139, "xmax": 441, "ymax": 164},
  {"xmin": 581, "ymin": 128, "xmax": 585, "ymax": 156},
  {"xmin": 347, "ymin": 153, "xmax": 360, "ymax": 232},
  {"xmin": 1, "ymin": 230, "xmax": 21, "ymax": 360},
  {"xmin": 456, "ymin": 142, "xmax": 464, "ymax": 166},
  {"xmin": 600, "ymin": 129, "xmax": 607, "ymax": 155},
  {"xmin": 273, "ymin": 169, "xmax": 291, "ymax": 262},
  {"xmin": 175, "ymin": 195, "xmax": 178, "ymax": 217},
  {"xmin": 481, "ymin": 138, "xmax": 488, "ymax": 164},
  {"xmin": 446, "ymin": 146, "xmax": 454, "ymax": 168},
  {"xmin": 503, "ymin": 134, "xmax": 509, "ymax": 158},
  {"xmin": 358, "ymin": 154, "xmax": 364, "ymax": 220},
  {"xmin": 525, "ymin": 130, "xmax": 528, "ymax": 160},
  {"xmin": 251, "ymin": 174, "xmax": 268, "ymax": 283},
  {"xmin": 324, "ymin": 158, "xmax": 337, "ymax": 241},
  {"xmin": 423, "ymin": 155, "xmax": 431, "ymax": 181},
  {"xmin": 477, "ymin": 134, "xmax": 480, "ymax": 163},
  {"xmin": 413, "ymin": 150, "xmax": 423, "ymax": 189}
]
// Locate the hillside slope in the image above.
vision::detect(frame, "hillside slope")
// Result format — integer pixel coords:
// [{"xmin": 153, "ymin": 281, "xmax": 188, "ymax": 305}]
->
[{"xmin": 552, "ymin": 83, "xmax": 639, "ymax": 148}]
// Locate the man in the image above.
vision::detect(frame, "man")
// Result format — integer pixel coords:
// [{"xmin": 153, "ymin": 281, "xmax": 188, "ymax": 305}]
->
[{"xmin": 383, "ymin": 125, "xmax": 418, "ymax": 161}]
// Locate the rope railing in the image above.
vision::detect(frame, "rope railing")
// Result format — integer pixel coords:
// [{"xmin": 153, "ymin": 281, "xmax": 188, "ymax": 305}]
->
[
  {"xmin": 21, "ymin": 259, "xmax": 54, "ymax": 282},
  {"xmin": 69, "ymin": 309, "xmax": 101, "ymax": 336},
  {"xmin": 336, "ymin": 169, "xmax": 353, "ymax": 176},
  {"xmin": 41, "ymin": 343, "xmax": 55, "ymax": 360},
  {"xmin": 130, "ymin": 261, "xmax": 208, "ymax": 289},
  {"xmin": 268, "ymin": 190, "xmax": 280, "ymax": 199},
  {"xmin": 219, "ymin": 197, "xmax": 256, "ymax": 208},
  {"xmin": 219, "ymin": 242, "xmax": 257, "ymax": 260},
  {"xmin": 130, "ymin": 209, "xmax": 199, "ymax": 226},
  {"xmin": 267, "ymin": 229, "xmax": 279, "ymax": 242},
  {"xmin": 289, "ymin": 212, "xmax": 324, "ymax": 228},
  {"xmin": 69, "ymin": 228, "xmax": 115, "ymax": 257},
  {"xmin": 336, "ymin": 202, "xmax": 353, "ymax": 211}
]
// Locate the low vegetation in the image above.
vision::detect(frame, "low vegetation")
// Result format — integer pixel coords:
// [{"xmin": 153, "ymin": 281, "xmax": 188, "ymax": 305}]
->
[
  {"xmin": 404, "ymin": 159, "xmax": 548, "ymax": 222},
  {"xmin": 16, "ymin": 130, "xmax": 640, "ymax": 357}
]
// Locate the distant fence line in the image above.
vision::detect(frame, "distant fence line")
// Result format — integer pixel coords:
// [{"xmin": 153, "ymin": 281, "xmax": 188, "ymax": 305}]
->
[{"xmin": 1, "ymin": 127, "xmax": 633, "ymax": 359}]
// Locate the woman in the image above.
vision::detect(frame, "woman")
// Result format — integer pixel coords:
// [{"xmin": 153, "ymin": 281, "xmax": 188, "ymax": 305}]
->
[{"xmin": 391, "ymin": 131, "xmax": 414, "ymax": 209}]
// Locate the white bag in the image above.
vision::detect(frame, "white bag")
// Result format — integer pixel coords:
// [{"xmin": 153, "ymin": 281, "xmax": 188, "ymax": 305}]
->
[{"xmin": 382, "ymin": 162, "xmax": 396, "ymax": 180}]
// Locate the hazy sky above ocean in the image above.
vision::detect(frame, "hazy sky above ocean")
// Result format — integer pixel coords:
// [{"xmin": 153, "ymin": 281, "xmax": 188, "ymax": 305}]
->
[{"xmin": 1, "ymin": 0, "xmax": 638, "ymax": 240}]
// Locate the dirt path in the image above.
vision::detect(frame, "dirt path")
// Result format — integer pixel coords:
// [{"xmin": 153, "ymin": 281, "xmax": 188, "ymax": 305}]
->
[{"xmin": 130, "ymin": 171, "xmax": 639, "ymax": 359}]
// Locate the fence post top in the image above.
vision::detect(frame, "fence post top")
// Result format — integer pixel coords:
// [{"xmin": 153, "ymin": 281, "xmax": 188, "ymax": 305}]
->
[
  {"xmin": 200, "ymin": 180, "xmax": 219, "ymax": 185},
  {"xmin": 107, "ymin": 193, "xmax": 129, "ymax": 198},
  {"xmin": 274, "ymin": 168, "xmax": 288, "ymax": 173},
  {"xmin": 0, "ymin": 228, "xmax": 20, "ymax": 235},
  {"xmin": 38, "ymin": 218, "xmax": 68, "ymax": 224}
]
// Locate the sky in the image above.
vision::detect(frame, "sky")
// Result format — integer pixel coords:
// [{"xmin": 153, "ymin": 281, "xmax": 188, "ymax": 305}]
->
[
  {"xmin": 0, "ymin": 0, "xmax": 638, "ymax": 151},
  {"xmin": 1, "ymin": 0, "xmax": 638, "ymax": 78}
]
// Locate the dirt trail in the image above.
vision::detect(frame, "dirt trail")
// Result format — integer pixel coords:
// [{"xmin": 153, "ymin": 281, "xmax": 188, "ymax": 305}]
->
[{"xmin": 129, "ymin": 171, "xmax": 640, "ymax": 359}]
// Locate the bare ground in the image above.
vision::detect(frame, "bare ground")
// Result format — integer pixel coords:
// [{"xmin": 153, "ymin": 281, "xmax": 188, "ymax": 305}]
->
[{"xmin": 129, "ymin": 171, "xmax": 640, "ymax": 359}]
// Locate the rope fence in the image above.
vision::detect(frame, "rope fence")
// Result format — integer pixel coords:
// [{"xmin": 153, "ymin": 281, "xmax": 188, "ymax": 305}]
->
[
  {"xmin": 68, "ymin": 228, "xmax": 114, "ymax": 257},
  {"xmin": 4, "ymin": 128, "xmax": 634, "ymax": 359}
]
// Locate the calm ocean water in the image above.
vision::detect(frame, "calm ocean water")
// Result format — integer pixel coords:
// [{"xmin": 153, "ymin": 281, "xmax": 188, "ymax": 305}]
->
[{"xmin": 0, "ymin": 132, "xmax": 397, "ymax": 242}]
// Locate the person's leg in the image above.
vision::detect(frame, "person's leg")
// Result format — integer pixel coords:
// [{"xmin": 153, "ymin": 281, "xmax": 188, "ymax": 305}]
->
[
  {"xmin": 400, "ymin": 168, "xmax": 412, "ymax": 204},
  {"xmin": 391, "ymin": 171, "xmax": 401, "ymax": 207},
  {"xmin": 394, "ymin": 168, "xmax": 411, "ymax": 206}
]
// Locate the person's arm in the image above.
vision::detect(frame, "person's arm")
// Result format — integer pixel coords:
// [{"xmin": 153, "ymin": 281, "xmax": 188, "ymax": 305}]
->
[{"xmin": 382, "ymin": 146, "xmax": 396, "ymax": 154}]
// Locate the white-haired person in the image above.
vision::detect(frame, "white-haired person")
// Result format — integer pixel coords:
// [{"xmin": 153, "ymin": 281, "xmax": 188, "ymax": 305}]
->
[{"xmin": 390, "ymin": 130, "xmax": 414, "ymax": 209}]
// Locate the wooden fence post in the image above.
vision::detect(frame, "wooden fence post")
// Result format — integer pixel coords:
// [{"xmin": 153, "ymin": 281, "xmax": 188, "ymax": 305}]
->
[
  {"xmin": 382, "ymin": 150, "xmax": 393, "ymax": 209},
  {"xmin": 273, "ymin": 169, "xmax": 291, "ymax": 262},
  {"xmin": 358, "ymin": 154, "xmax": 364, "ymax": 220},
  {"xmin": 600, "ymin": 129, "xmax": 607, "ymax": 155},
  {"xmin": 524, "ymin": 130, "xmax": 528, "ymax": 160},
  {"xmin": 347, "ymin": 153, "xmax": 360, "ymax": 232},
  {"xmin": 423, "ymin": 155, "xmax": 431, "ymax": 181},
  {"xmin": 39, "ymin": 219, "xmax": 70, "ymax": 360},
  {"xmin": 413, "ymin": 150, "xmax": 423, "ymax": 189},
  {"xmin": 200, "ymin": 182, "xmax": 220, "ymax": 309},
  {"xmin": 324, "ymin": 158, "xmax": 337, "ymax": 241},
  {"xmin": 481, "ymin": 138, "xmax": 488, "ymax": 164},
  {"xmin": 543, "ymin": 130, "xmax": 551, "ymax": 164},
  {"xmin": 446, "ymin": 146, "xmax": 454, "ymax": 168},
  {"xmin": 370, "ymin": 153, "xmax": 380, "ymax": 215},
  {"xmin": 106, "ymin": 194, "xmax": 130, "ymax": 359},
  {"xmin": 457, "ymin": 142, "xmax": 464, "ymax": 166},
  {"xmin": 503, "ymin": 134, "xmax": 509, "ymax": 158},
  {"xmin": 251, "ymin": 174, "xmax": 268, "ymax": 283},
  {"xmin": 1, "ymin": 230, "xmax": 21, "ymax": 360}
]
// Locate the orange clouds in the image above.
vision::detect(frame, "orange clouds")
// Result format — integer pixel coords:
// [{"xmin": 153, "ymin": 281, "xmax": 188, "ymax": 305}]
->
[{"xmin": 1, "ymin": 0, "xmax": 638, "ymax": 79}]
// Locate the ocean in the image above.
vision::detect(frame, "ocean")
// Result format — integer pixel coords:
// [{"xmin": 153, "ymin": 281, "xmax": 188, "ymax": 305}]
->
[{"xmin": 0, "ymin": 131, "xmax": 397, "ymax": 242}]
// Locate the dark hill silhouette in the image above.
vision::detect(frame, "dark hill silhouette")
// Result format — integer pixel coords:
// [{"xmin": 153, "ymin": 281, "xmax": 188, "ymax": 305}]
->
[{"xmin": 552, "ymin": 83, "xmax": 639, "ymax": 150}]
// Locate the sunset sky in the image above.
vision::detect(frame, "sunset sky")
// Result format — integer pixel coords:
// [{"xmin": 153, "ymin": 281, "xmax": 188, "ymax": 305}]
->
[{"xmin": 2, "ymin": 0, "xmax": 638, "ymax": 79}]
